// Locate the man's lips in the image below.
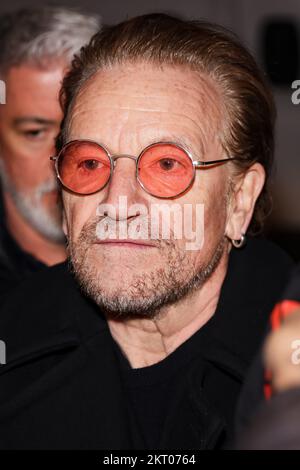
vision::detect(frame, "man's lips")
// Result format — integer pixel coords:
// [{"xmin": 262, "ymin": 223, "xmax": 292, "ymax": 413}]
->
[{"xmin": 94, "ymin": 239, "xmax": 158, "ymax": 248}]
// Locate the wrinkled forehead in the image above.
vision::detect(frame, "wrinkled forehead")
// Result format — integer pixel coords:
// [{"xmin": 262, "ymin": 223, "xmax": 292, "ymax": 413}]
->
[{"xmin": 66, "ymin": 62, "xmax": 224, "ymax": 154}]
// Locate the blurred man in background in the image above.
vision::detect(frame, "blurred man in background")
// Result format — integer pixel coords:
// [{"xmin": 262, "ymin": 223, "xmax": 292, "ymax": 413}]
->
[{"xmin": 0, "ymin": 7, "xmax": 100, "ymax": 294}]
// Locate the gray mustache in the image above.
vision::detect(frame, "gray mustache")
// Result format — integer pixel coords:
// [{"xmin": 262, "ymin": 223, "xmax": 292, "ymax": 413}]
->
[
  {"xmin": 78, "ymin": 215, "xmax": 174, "ymax": 247},
  {"xmin": 95, "ymin": 214, "xmax": 152, "ymax": 241}
]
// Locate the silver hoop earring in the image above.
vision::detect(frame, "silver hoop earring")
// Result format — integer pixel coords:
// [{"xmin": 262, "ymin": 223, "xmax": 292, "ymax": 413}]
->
[{"xmin": 232, "ymin": 233, "xmax": 246, "ymax": 249}]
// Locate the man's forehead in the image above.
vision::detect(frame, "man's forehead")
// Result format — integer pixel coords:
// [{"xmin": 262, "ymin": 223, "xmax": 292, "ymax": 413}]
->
[
  {"xmin": 76, "ymin": 63, "xmax": 221, "ymax": 112},
  {"xmin": 68, "ymin": 63, "xmax": 223, "ymax": 153}
]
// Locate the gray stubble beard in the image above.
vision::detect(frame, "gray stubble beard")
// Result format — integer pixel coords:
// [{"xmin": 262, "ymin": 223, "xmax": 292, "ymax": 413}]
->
[{"xmin": 68, "ymin": 218, "xmax": 227, "ymax": 320}]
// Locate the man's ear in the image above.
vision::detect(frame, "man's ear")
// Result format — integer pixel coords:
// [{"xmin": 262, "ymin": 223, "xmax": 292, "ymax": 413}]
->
[{"xmin": 225, "ymin": 163, "xmax": 266, "ymax": 240}]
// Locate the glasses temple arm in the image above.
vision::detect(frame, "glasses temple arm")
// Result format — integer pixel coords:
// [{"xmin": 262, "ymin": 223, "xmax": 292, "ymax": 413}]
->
[{"xmin": 193, "ymin": 157, "xmax": 238, "ymax": 168}]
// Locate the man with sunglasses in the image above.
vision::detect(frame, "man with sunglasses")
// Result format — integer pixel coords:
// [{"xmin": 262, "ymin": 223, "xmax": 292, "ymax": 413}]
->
[
  {"xmin": 0, "ymin": 7, "xmax": 100, "ymax": 296},
  {"xmin": 0, "ymin": 14, "xmax": 293, "ymax": 450}
]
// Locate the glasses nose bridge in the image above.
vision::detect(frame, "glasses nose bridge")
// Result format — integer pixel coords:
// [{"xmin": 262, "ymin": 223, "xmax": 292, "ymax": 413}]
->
[
  {"xmin": 108, "ymin": 153, "xmax": 140, "ymax": 196},
  {"xmin": 111, "ymin": 153, "xmax": 138, "ymax": 168},
  {"xmin": 110, "ymin": 153, "xmax": 139, "ymax": 185}
]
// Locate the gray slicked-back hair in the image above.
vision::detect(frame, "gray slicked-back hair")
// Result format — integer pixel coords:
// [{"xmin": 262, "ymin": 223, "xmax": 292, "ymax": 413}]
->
[{"xmin": 0, "ymin": 7, "xmax": 101, "ymax": 74}]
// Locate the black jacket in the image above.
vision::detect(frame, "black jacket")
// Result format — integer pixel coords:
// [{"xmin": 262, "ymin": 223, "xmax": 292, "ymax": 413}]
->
[{"xmin": 0, "ymin": 238, "xmax": 293, "ymax": 449}]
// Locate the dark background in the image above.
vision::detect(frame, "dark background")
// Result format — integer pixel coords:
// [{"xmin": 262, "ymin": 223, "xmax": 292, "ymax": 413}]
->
[{"xmin": 1, "ymin": 0, "xmax": 300, "ymax": 258}]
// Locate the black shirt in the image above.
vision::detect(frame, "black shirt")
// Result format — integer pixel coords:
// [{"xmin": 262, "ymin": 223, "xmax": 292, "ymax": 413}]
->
[{"xmin": 113, "ymin": 319, "xmax": 214, "ymax": 449}]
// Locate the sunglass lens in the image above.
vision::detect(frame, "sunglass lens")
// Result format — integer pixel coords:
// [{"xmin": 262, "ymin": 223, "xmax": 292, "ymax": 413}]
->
[
  {"xmin": 57, "ymin": 141, "xmax": 111, "ymax": 194},
  {"xmin": 138, "ymin": 143, "xmax": 194, "ymax": 197}
]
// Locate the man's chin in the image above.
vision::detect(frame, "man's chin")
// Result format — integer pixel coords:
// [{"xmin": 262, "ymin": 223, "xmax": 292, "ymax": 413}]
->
[
  {"xmin": 87, "ymin": 244, "xmax": 162, "ymax": 272},
  {"xmin": 70, "ymin": 256, "xmax": 167, "ymax": 319},
  {"xmin": 84, "ymin": 266, "xmax": 156, "ymax": 292},
  {"xmin": 71, "ymin": 262, "xmax": 188, "ymax": 321},
  {"xmin": 70, "ymin": 233, "xmax": 226, "ymax": 320},
  {"xmin": 82, "ymin": 287, "xmax": 166, "ymax": 320}
]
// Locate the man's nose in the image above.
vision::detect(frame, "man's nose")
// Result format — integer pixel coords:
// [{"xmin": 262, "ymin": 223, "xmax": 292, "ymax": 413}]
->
[{"xmin": 101, "ymin": 157, "xmax": 142, "ymax": 220}]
